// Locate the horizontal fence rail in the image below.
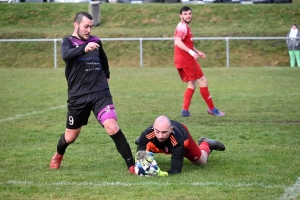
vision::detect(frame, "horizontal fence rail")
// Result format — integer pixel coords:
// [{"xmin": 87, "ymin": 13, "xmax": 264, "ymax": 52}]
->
[{"xmin": 0, "ymin": 37, "xmax": 292, "ymax": 68}]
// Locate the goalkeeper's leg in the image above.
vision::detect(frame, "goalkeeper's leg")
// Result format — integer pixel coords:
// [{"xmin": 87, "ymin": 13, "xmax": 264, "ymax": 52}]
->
[
  {"xmin": 185, "ymin": 139, "xmax": 209, "ymax": 166},
  {"xmin": 192, "ymin": 137, "xmax": 225, "ymax": 166},
  {"xmin": 183, "ymin": 131, "xmax": 216, "ymax": 166}
]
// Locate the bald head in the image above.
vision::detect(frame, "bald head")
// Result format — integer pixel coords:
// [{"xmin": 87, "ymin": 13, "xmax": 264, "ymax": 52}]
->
[
  {"xmin": 153, "ymin": 116, "xmax": 172, "ymax": 143},
  {"xmin": 154, "ymin": 116, "xmax": 171, "ymax": 129}
]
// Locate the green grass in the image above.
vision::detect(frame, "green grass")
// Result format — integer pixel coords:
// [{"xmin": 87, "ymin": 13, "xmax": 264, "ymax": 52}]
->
[
  {"xmin": 1, "ymin": 2, "xmax": 300, "ymax": 199},
  {"xmin": 1, "ymin": 3, "xmax": 300, "ymax": 67},
  {"xmin": 0, "ymin": 67, "xmax": 300, "ymax": 199}
]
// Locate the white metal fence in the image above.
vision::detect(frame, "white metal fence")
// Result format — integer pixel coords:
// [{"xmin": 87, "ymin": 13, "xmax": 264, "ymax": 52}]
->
[{"xmin": 0, "ymin": 37, "xmax": 290, "ymax": 68}]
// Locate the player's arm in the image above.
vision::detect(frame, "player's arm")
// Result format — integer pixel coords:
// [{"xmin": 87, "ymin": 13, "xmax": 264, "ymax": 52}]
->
[
  {"xmin": 168, "ymin": 143, "xmax": 184, "ymax": 175},
  {"xmin": 148, "ymin": 143, "xmax": 184, "ymax": 177},
  {"xmin": 136, "ymin": 135, "xmax": 148, "ymax": 152},
  {"xmin": 174, "ymin": 36, "xmax": 191, "ymax": 53},
  {"xmin": 98, "ymin": 40, "xmax": 110, "ymax": 79},
  {"xmin": 174, "ymin": 36, "xmax": 199, "ymax": 60},
  {"xmin": 61, "ymin": 38, "xmax": 86, "ymax": 61},
  {"xmin": 136, "ymin": 126, "xmax": 153, "ymax": 151}
]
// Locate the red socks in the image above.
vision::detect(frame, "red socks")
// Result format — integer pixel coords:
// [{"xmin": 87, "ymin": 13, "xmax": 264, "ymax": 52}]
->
[
  {"xmin": 183, "ymin": 87, "xmax": 215, "ymax": 111},
  {"xmin": 183, "ymin": 88, "xmax": 194, "ymax": 110},
  {"xmin": 199, "ymin": 141, "xmax": 210, "ymax": 154},
  {"xmin": 200, "ymin": 87, "xmax": 215, "ymax": 110}
]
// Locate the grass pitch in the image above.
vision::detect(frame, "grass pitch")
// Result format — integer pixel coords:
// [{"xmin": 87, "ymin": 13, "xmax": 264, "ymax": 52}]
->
[{"xmin": 0, "ymin": 67, "xmax": 300, "ymax": 199}]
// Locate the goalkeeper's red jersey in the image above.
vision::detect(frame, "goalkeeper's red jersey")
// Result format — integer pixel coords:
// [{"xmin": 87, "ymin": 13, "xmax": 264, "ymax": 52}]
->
[{"xmin": 174, "ymin": 21, "xmax": 195, "ymax": 69}]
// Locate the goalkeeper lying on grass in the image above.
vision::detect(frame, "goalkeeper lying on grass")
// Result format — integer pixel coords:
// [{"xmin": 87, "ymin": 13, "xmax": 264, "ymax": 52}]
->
[{"xmin": 134, "ymin": 115, "xmax": 225, "ymax": 176}]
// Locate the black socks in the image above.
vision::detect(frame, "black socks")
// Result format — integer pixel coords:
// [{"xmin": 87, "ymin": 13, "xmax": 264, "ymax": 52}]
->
[
  {"xmin": 57, "ymin": 133, "xmax": 70, "ymax": 155},
  {"xmin": 110, "ymin": 129, "xmax": 134, "ymax": 168},
  {"xmin": 56, "ymin": 130, "xmax": 134, "ymax": 169}
]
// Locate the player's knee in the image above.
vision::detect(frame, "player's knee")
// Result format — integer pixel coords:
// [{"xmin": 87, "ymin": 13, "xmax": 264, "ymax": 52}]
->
[
  {"xmin": 64, "ymin": 128, "xmax": 81, "ymax": 143},
  {"xmin": 192, "ymin": 158, "xmax": 207, "ymax": 166},
  {"xmin": 187, "ymin": 81, "xmax": 196, "ymax": 89},
  {"xmin": 103, "ymin": 119, "xmax": 119, "ymax": 135},
  {"xmin": 198, "ymin": 76, "xmax": 207, "ymax": 87}
]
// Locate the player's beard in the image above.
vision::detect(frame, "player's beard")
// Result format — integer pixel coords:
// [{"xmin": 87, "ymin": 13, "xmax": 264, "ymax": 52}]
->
[
  {"xmin": 157, "ymin": 138, "xmax": 167, "ymax": 143},
  {"xmin": 77, "ymin": 27, "xmax": 90, "ymax": 41},
  {"xmin": 183, "ymin": 17, "xmax": 192, "ymax": 24}
]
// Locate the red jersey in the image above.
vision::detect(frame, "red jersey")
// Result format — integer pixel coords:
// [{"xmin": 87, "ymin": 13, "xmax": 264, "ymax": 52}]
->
[{"xmin": 174, "ymin": 21, "xmax": 195, "ymax": 68}]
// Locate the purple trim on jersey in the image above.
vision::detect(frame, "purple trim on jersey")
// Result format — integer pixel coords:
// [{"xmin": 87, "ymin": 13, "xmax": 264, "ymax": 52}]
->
[
  {"xmin": 68, "ymin": 36, "xmax": 100, "ymax": 47},
  {"xmin": 97, "ymin": 104, "xmax": 117, "ymax": 125}
]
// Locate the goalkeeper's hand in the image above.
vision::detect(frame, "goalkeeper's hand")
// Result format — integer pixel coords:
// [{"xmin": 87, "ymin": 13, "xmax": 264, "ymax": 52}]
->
[
  {"xmin": 143, "ymin": 167, "xmax": 168, "ymax": 177},
  {"xmin": 135, "ymin": 151, "xmax": 168, "ymax": 177},
  {"xmin": 156, "ymin": 167, "xmax": 168, "ymax": 177},
  {"xmin": 135, "ymin": 151, "xmax": 155, "ymax": 163}
]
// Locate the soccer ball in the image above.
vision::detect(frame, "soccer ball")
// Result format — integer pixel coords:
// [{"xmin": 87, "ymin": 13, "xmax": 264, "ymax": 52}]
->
[
  {"xmin": 135, "ymin": 158, "xmax": 159, "ymax": 176},
  {"xmin": 134, "ymin": 151, "xmax": 159, "ymax": 176}
]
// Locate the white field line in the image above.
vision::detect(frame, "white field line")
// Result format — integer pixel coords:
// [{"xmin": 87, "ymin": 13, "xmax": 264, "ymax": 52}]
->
[
  {"xmin": 0, "ymin": 105, "xmax": 66, "ymax": 123},
  {"xmin": 2, "ymin": 179, "xmax": 299, "ymax": 198},
  {"xmin": 0, "ymin": 180, "xmax": 286, "ymax": 188},
  {"xmin": 280, "ymin": 177, "xmax": 300, "ymax": 200}
]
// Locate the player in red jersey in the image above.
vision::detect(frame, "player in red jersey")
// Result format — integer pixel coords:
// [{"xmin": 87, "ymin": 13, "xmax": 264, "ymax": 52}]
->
[
  {"xmin": 174, "ymin": 6, "xmax": 225, "ymax": 117},
  {"xmin": 134, "ymin": 115, "xmax": 225, "ymax": 175}
]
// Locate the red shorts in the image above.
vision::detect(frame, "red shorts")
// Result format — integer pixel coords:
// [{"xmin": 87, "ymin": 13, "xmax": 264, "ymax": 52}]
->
[
  {"xmin": 177, "ymin": 62, "xmax": 203, "ymax": 82},
  {"xmin": 181, "ymin": 124, "xmax": 202, "ymax": 162}
]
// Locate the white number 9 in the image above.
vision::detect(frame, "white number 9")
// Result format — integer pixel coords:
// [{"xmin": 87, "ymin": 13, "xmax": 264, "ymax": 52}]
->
[{"xmin": 69, "ymin": 116, "xmax": 74, "ymax": 125}]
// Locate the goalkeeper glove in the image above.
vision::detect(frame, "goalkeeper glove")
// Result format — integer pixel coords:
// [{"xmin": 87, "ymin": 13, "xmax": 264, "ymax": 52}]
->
[
  {"xmin": 156, "ymin": 167, "xmax": 168, "ymax": 177},
  {"xmin": 135, "ymin": 151, "xmax": 155, "ymax": 163}
]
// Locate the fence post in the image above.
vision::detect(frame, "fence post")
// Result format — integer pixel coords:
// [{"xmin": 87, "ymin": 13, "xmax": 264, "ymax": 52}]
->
[
  {"xmin": 226, "ymin": 37, "xmax": 229, "ymax": 68},
  {"xmin": 54, "ymin": 39, "xmax": 57, "ymax": 69},
  {"xmin": 140, "ymin": 38, "xmax": 143, "ymax": 68}
]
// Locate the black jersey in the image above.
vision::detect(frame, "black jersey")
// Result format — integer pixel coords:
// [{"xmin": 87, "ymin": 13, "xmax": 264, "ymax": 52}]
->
[
  {"xmin": 61, "ymin": 35, "xmax": 110, "ymax": 98},
  {"xmin": 137, "ymin": 120, "xmax": 190, "ymax": 174}
]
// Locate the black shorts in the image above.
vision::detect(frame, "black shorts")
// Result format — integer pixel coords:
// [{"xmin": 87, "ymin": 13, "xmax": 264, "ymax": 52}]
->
[{"xmin": 66, "ymin": 89, "xmax": 117, "ymax": 129}]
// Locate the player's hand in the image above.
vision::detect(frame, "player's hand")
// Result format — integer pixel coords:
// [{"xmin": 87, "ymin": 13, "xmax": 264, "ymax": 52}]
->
[
  {"xmin": 135, "ymin": 151, "xmax": 154, "ymax": 162},
  {"xmin": 146, "ymin": 151, "xmax": 155, "ymax": 158},
  {"xmin": 197, "ymin": 51, "xmax": 206, "ymax": 59},
  {"xmin": 85, "ymin": 42, "xmax": 99, "ymax": 53},
  {"xmin": 156, "ymin": 167, "xmax": 168, "ymax": 177}
]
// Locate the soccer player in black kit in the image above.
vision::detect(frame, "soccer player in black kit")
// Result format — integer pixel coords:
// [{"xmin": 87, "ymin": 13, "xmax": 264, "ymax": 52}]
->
[
  {"xmin": 135, "ymin": 115, "xmax": 225, "ymax": 175},
  {"xmin": 50, "ymin": 12, "xmax": 135, "ymax": 174}
]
